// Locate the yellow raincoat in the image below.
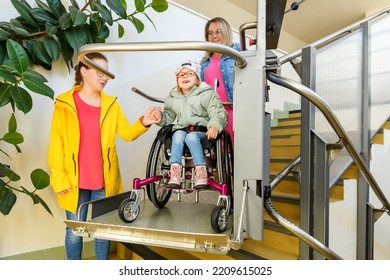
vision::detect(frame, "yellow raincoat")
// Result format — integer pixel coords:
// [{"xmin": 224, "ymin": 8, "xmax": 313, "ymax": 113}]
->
[{"xmin": 48, "ymin": 86, "xmax": 149, "ymax": 213}]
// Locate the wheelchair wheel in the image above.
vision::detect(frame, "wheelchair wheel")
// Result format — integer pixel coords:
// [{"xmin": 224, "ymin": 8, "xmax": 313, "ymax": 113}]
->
[
  {"xmin": 118, "ymin": 198, "xmax": 139, "ymax": 223},
  {"xmin": 145, "ymin": 137, "xmax": 160, "ymax": 201},
  {"xmin": 211, "ymin": 205, "xmax": 229, "ymax": 233},
  {"xmin": 218, "ymin": 131, "xmax": 234, "ymax": 204},
  {"xmin": 147, "ymin": 138, "xmax": 172, "ymax": 208}
]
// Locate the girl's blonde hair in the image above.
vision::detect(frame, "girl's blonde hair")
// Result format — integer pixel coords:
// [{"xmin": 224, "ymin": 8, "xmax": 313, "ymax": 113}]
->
[{"xmin": 74, "ymin": 52, "xmax": 108, "ymax": 86}]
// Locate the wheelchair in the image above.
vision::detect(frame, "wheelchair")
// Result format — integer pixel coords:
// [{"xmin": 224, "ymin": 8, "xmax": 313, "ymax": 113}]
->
[{"xmin": 118, "ymin": 124, "xmax": 234, "ymax": 233}]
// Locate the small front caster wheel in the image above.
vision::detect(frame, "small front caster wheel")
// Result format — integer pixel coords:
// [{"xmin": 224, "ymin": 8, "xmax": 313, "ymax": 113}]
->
[
  {"xmin": 211, "ymin": 205, "xmax": 228, "ymax": 233},
  {"xmin": 118, "ymin": 198, "xmax": 140, "ymax": 223}
]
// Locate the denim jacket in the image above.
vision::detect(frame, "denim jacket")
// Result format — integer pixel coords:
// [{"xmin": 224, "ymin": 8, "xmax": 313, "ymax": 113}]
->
[{"xmin": 200, "ymin": 43, "xmax": 241, "ymax": 102}]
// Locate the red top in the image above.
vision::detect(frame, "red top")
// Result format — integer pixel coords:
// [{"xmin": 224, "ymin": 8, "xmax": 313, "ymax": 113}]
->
[{"xmin": 74, "ymin": 92, "xmax": 104, "ymax": 190}]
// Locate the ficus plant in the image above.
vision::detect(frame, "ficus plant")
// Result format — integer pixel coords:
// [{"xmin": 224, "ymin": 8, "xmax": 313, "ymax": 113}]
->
[{"xmin": 0, "ymin": 0, "xmax": 169, "ymax": 216}]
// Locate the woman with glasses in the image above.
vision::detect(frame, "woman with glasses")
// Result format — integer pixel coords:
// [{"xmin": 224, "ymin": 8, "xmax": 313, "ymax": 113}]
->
[
  {"xmin": 48, "ymin": 52, "xmax": 160, "ymax": 260},
  {"xmin": 200, "ymin": 17, "xmax": 240, "ymax": 142},
  {"xmin": 157, "ymin": 61, "xmax": 227, "ymax": 189}
]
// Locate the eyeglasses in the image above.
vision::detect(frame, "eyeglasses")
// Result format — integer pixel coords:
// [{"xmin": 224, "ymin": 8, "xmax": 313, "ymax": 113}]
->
[
  {"xmin": 177, "ymin": 71, "xmax": 196, "ymax": 78},
  {"xmin": 207, "ymin": 29, "xmax": 222, "ymax": 37},
  {"xmin": 95, "ymin": 70, "xmax": 105, "ymax": 78},
  {"xmin": 84, "ymin": 66, "xmax": 106, "ymax": 78}
]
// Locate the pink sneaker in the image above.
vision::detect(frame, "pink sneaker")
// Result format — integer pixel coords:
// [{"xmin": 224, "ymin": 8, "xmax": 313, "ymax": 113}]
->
[
  {"xmin": 167, "ymin": 163, "xmax": 182, "ymax": 189},
  {"xmin": 194, "ymin": 165, "xmax": 208, "ymax": 189}
]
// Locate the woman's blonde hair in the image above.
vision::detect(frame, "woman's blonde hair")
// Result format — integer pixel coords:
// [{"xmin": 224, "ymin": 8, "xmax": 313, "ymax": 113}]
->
[
  {"xmin": 74, "ymin": 52, "xmax": 108, "ymax": 86},
  {"xmin": 202, "ymin": 17, "xmax": 234, "ymax": 60}
]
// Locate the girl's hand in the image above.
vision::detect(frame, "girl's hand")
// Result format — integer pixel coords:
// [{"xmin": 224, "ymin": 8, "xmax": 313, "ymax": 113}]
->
[
  {"xmin": 206, "ymin": 126, "xmax": 218, "ymax": 139},
  {"xmin": 142, "ymin": 107, "xmax": 163, "ymax": 126}
]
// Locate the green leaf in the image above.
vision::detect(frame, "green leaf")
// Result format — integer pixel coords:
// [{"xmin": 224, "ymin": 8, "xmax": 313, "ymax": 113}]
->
[
  {"xmin": 8, "ymin": 113, "xmax": 17, "ymax": 133},
  {"xmin": 0, "ymin": 188, "xmax": 17, "ymax": 215},
  {"xmin": 118, "ymin": 23, "xmax": 124, "ymax": 38},
  {"xmin": 9, "ymin": 19, "xmax": 30, "ymax": 36},
  {"xmin": 23, "ymin": 67, "xmax": 47, "ymax": 82},
  {"xmin": 64, "ymin": 26, "xmax": 86, "ymax": 52},
  {"xmin": 70, "ymin": 0, "xmax": 80, "ymax": 9},
  {"xmin": 82, "ymin": 24, "xmax": 93, "ymax": 44},
  {"xmin": 30, "ymin": 8, "xmax": 59, "ymax": 25},
  {"xmin": 9, "ymin": 85, "xmax": 32, "ymax": 114},
  {"xmin": 0, "ymin": 83, "xmax": 12, "ymax": 107},
  {"xmin": 35, "ymin": 0, "xmax": 51, "ymax": 12},
  {"xmin": 45, "ymin": 22, "xmax": 58, "ymax": 36},
  {"xmin": 30, "ymin": 169, "xmax": 50, "ymax": 190},
  {"xmin": 143, "ymin": 12, "xmax": 157, "ymax": 31},
  {"xmin": 46, "ymin": 0, "xmax": 67, "ymax": 19},
  {"xmin": 107, "ymin": 0, "xmax": 127, "ymax": 18},
  {"xmin": 92, "ymin": 2, "xmax": 113, "ymax": 26},
  {"xmin": 23, "ymin": 78, "xmax": 54, "ymax": 99},
  {"xmin": 135, "ymin": 0, "xmax": 146, "ymax": 13},
  {"xmin": 43, "ymin": 36, "xmax": 60, "ymax": 61},
  {"xmin": 34, "ymin": 194, "xmax": 53, "ymax": 216},
  {"xmin": 1, "ymin": 132, "xmax": 24, "ymax": 145},
  {"xmin": 59, "ymin": 13, "xmax": 72, "ymax": 29},
  {"xmin": 10, "ymin": 0, "xmax": 38, "ymax": 28},
  {"xmin": 151, "ymin": 0, "xmax": 169, "ymax": 12},
  {"xmin": 0, "ymin": 28, "xmax": 11, "ymax": 42},
  {"xmin": 6, "ymin": 39, "xmax": 28, "ymax": 74},
  {"xmin": 0, "ymin": 43, "xmax": 6, "ymax": 64},
  {"xmin": 57, "ymin": 32, "xmax": 74, "ymax": 71},
  {"xmin": 0, "ymin": 164, "xmax": 21, "ymax": 181},
  {"xmin": 97, "ymin": 24, "xmax": 110, "ymax": 40},
  {"xmin": 20, "ymin": 186, "xmax": 38, "ymax": 203},
  {"xmin": 69, "ymin": 6, "xmax": 87, "ymax": 26},
  {"xmin": 0, "ymin": 66, "xmax": 17, "ymax": 83},
  {"xmin": 129, "ymin": 16, "xmax": 145, "ymax": 33},
  {"xmin": 119, "ymin": 0, "xmax": 128, "ymax": 10},
  {"xmin": 26, "ymin": 39, "xmax": 52, "ymax": 65}
]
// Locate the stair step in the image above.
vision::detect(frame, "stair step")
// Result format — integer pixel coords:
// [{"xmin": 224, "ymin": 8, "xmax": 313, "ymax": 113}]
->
[
  {"xmin": 277, "ymin": 116, "xmax": 301, "ymax": 127},
  {"xmin": 270, "ymin": 145, "xmax": 300, "ymax": 158},
  {"xmin": 240, "ymin": 230, "xmax": 299, "ymax": 260},
  {"xmin": 271, "ymin": 134, "xmax": 301, "ymax": 146},
  {"xmin": 271, "ymin": 125, "xmax": 301, "ymax": 136}
]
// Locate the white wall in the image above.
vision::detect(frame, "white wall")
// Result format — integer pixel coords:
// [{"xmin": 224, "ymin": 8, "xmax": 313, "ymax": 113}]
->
[{"xmin": 0, "ymin": 0, "xmax": 252, "ymax": 258}]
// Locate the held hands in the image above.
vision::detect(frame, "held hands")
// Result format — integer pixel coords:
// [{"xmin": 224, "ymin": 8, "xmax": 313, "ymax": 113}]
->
[
  {"xmin": 206, "ymin": 126, "xmax": 219, "ymax": 139},
  {"xmin": 142, "ymin": 107, "xmax": 163, "ymax": 126}
]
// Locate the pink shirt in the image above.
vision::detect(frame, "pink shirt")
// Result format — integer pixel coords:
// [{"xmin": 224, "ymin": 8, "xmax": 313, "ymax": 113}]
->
[
  {"xmin": 204, "ymin": 56, "xmax": 234, "ymax": 141},
  {"xmin": 74, "ymin": 92, "xmax": 104, "ymax": 190}
]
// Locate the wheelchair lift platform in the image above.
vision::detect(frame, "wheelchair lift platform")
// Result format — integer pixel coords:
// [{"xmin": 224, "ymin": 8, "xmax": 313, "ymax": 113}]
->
[{"xmin": 64, "ymin": 191, "xmax": 236, "ymax": 255}]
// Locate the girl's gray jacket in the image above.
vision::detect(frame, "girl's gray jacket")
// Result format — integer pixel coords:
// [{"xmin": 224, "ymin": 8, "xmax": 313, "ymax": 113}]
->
[{"xmin": 159, "ymin": 82, "xmax": 228, "ymax": 133}]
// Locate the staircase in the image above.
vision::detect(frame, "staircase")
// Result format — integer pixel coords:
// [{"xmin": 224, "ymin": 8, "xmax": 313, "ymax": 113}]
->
[{"xmin": 108, "ymin": 108, "xmax": 390, "ymax": 260}]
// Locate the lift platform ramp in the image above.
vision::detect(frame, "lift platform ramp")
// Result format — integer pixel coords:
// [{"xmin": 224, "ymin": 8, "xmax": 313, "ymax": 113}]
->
[
  {"xmin": 64, "ymin": 0, "xmax": 283, "ymax": 256},
  {"xmin": 64, "ymin": 191, "xmax": 239, "ymax": 254}
]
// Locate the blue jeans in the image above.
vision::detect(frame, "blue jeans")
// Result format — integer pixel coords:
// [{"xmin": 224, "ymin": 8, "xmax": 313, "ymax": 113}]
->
[
  {"xmin": 170, "ymin": 130, "xmax": 207, "ymax": 166},
  {"xmin": 65, "ymin": 188, "xmax": 109, "ymax": 260}
]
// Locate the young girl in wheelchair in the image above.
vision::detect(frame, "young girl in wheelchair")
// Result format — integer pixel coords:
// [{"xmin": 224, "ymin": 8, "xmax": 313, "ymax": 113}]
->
[{"xmin": 157, "ymin": 61, "xmax": 228, "ymax": 189}]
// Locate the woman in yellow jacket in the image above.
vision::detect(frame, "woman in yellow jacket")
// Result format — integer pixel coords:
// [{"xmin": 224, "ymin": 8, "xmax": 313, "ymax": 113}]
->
[{"xmin": 48, "ymin": 52, "xmax": 160, "ymax": 260}]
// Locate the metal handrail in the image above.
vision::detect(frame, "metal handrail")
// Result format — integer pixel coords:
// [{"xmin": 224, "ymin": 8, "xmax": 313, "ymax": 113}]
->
[
  {"xmin": 266, "ymin": 155, "xmax": 342, "ymax": 259},
  {"xmin": 279, "ymin": 6, "xmax": 390, "ymax": 65},
  {"xmin": 131, "ymin": 87, "xmax": 234, "ymax": 107},
  {"xmin": 267, "ymin": 71, "xmax": 390, "ymax": 215},
  {"xmin": 78, "ymin": 41, "xmax": 247, "ymax": 79}
]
